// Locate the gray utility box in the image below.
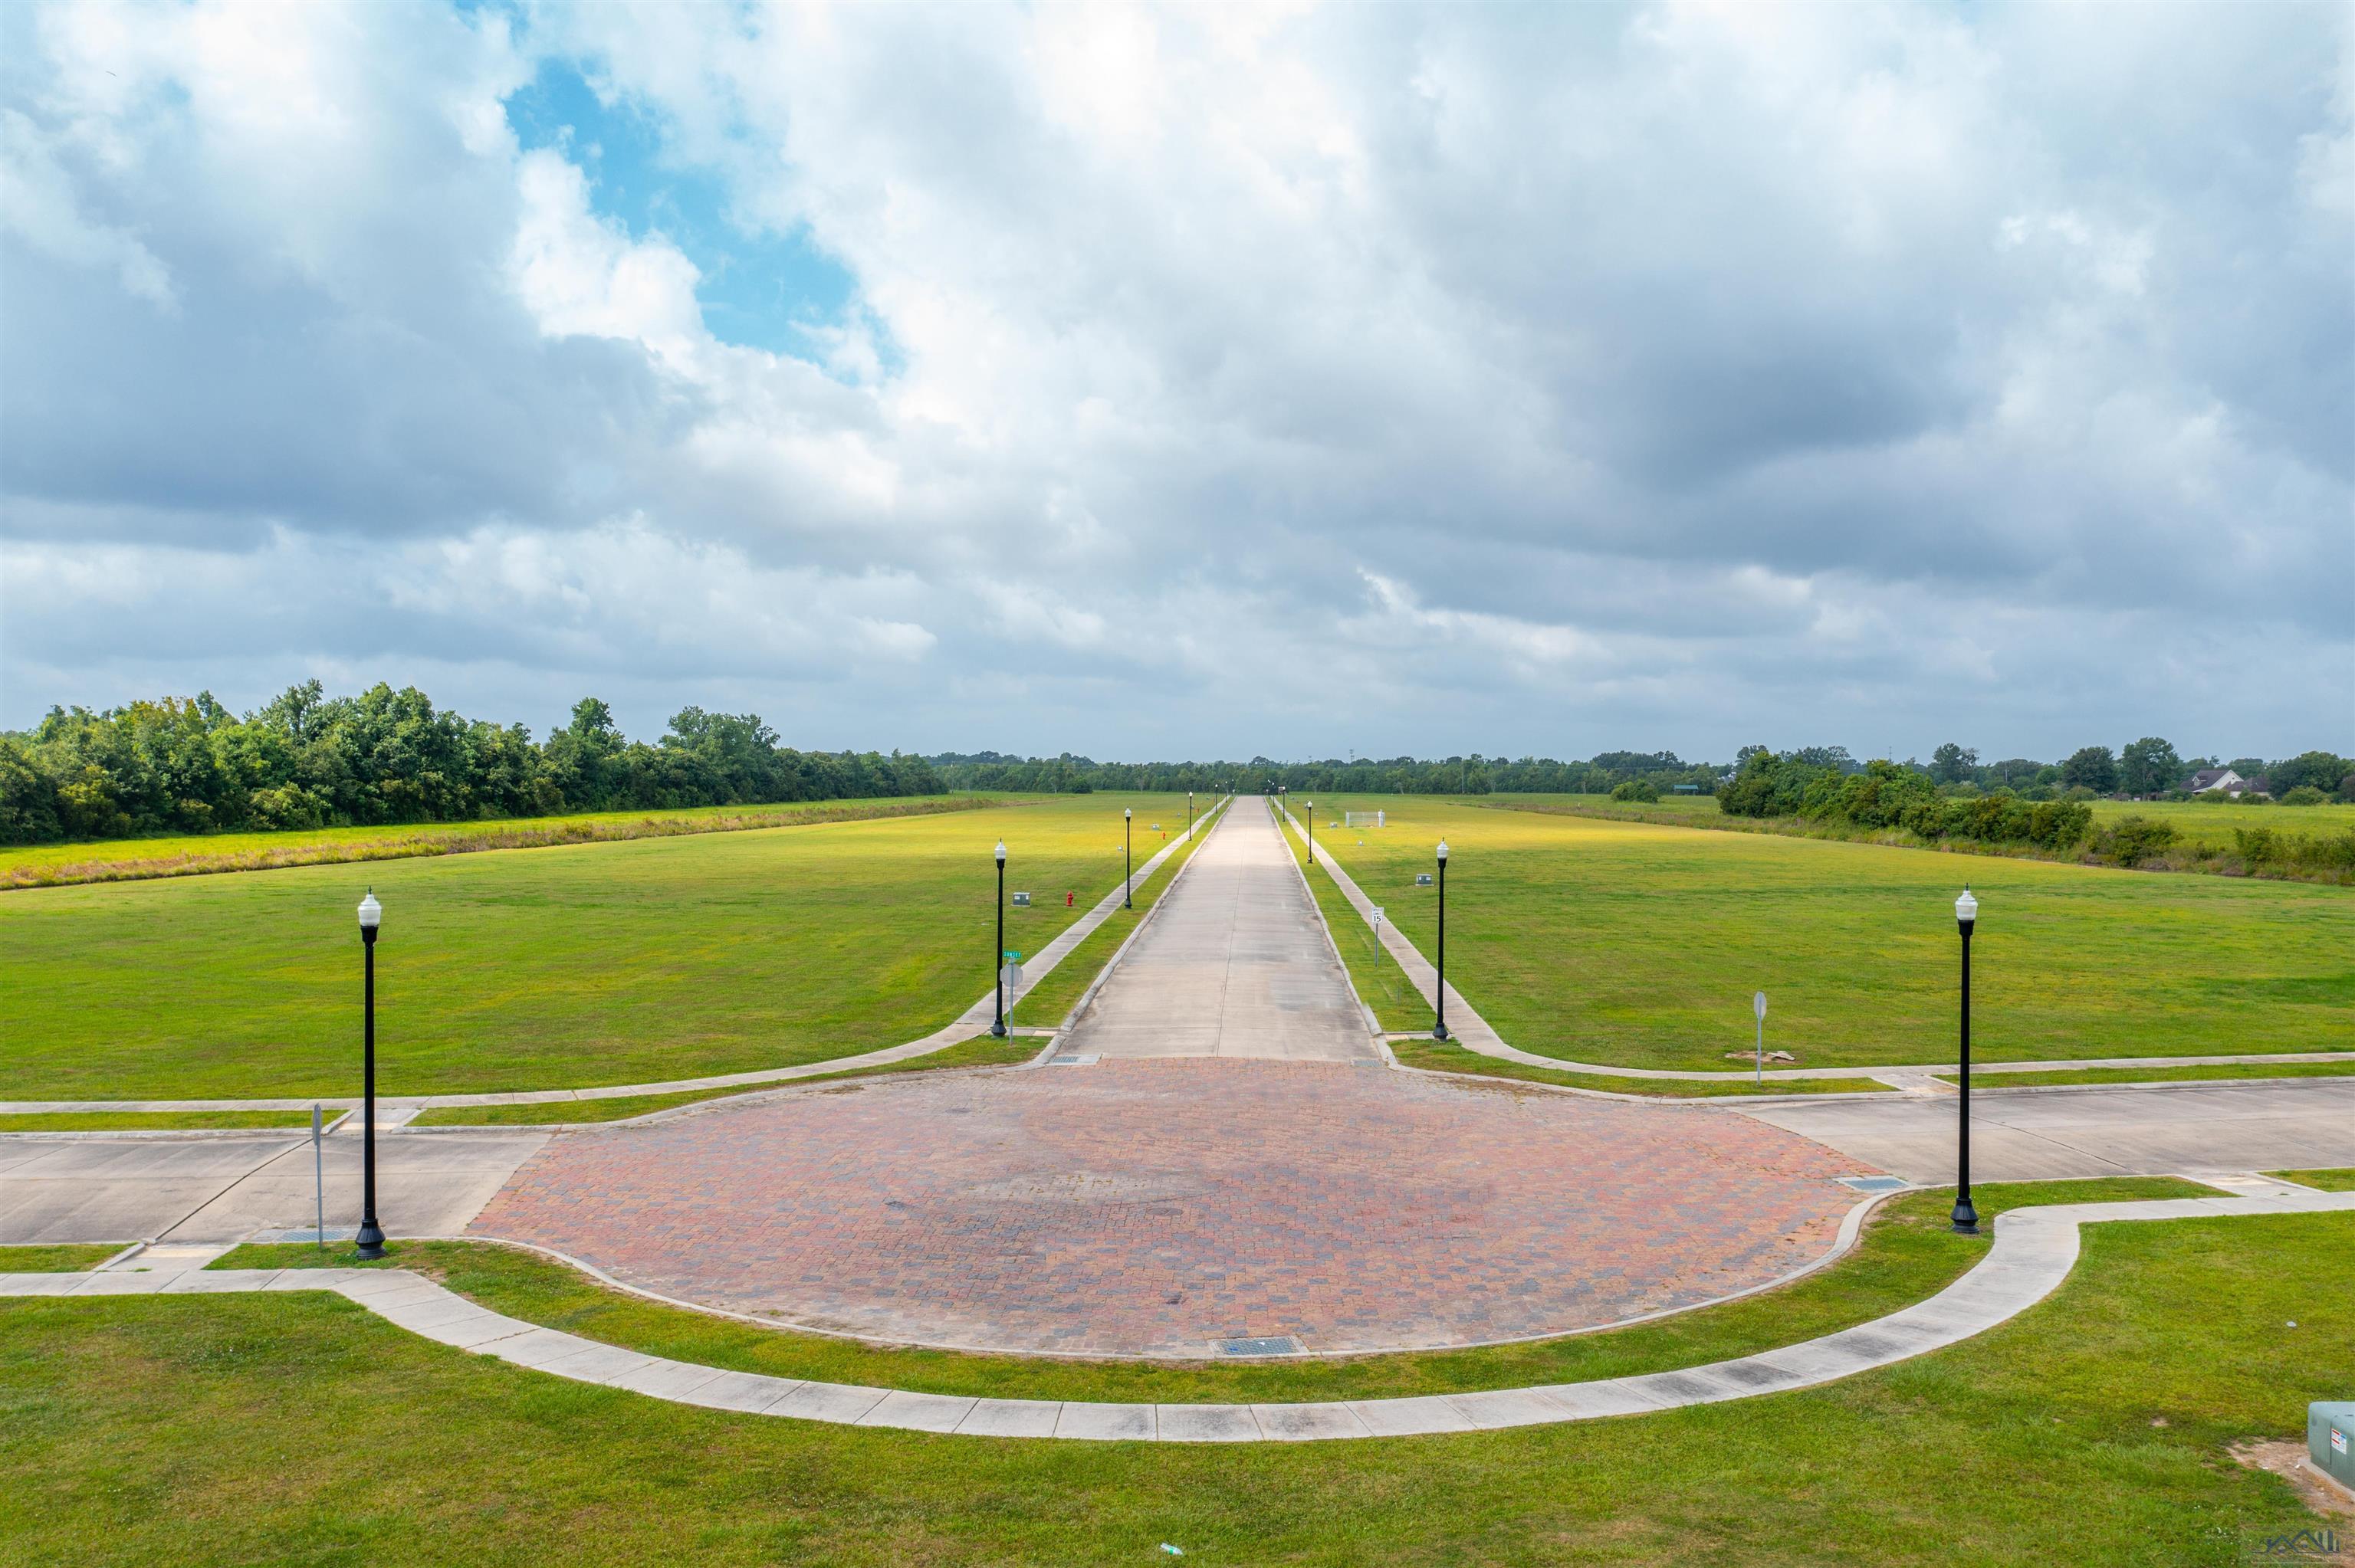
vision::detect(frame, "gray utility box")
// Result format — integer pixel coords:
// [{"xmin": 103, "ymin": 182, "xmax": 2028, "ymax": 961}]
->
[{"xmin": 2312, "ymin": 1402, "xmax": 2355, "ymax": 1490}]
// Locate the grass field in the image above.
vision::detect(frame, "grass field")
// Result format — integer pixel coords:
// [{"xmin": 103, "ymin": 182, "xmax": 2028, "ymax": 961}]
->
[
  {"xmin": 1495, "ymin": 791, "xmax": 2355, "ymax": 856},
  {"xmin": 5, "ymin": 1194, "xmax": 2339, "ymax": 1563},
  {"xmin": 0, "ymin": 795, "xmax": 1003, "ymax": 889},
  {"xmin": 1302, "ymin": 798, "xmax": 2353, "ymax": 1071},
  {"xmin": 0, "ymin": 794, "xmax": 1204, "ymax": 1101},
  {"xmin": 409, "ymin": 1035, "xmax": 1042, "ymax": 1126}
]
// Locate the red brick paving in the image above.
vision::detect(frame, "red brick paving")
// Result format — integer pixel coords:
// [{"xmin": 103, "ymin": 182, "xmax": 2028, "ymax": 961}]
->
[{"xmin": 469, "ymin": 1059, "xmax": 1865, "ymax": 1357}]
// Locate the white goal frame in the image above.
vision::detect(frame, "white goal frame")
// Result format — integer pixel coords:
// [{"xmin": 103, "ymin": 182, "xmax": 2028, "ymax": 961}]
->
[{"xmin": 1342, "ymin": 810, "xmax": 1386, "ymax": 828}]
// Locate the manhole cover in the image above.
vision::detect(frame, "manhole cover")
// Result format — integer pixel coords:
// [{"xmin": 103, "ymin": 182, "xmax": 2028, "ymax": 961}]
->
[
  {"xmin": 1219, "ymin": 1336, "xmax": 1302, "ymax": 1357},
  {"xmin": 1838, "ymin": 1176, "xmax": 1910, "ymax": 1193}
]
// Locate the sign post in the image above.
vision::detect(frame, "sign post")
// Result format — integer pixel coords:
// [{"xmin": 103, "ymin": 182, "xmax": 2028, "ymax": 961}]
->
[
  {"xmin": 311, "ymin": 1104, "xmax": 325, "ymax": 1252},
  {"xmin": 1371, "ymin": 906, "xmax": 1385, "ymax": 944},
  {"xmin": 1752, "ymin": 990, "xmax": 1768, "ymax": 1086},
  {"xmin": 1001, "ymin": 952, "xmax": 1024, "ymax": 1028}
]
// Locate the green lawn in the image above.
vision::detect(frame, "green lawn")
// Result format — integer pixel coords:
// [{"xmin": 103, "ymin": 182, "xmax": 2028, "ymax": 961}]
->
[
  {"xmin": 1936, "ymin": 1060, "xmax": 2355, "ymax": 1090},
  {"xmin": 0, "ymin": 794, "xmax": 1203, "ymax": 1101},
  {"xmin": 0, "ymin": 1244, "xmax": 120, "ymax": 1272},
  {"xmin": 0, "ymin": 795, "xmax": 1005, "ymax": 889},
  {"xmin": 1306, "ymin": 797, "xmax": 2353, "ymax": 1071},
  {"xmin": 1388, "ymin": 1038, "xmax": 1881, "ymax": 1097},
  {"xmin": 0, "ymin": 1110, "xmax": 320, "ymax": 1132},
  {"xmin": 2268, "ymin": 1169, "xmax": 2355, "ymax": 1192},
  {"xmin": 409, "ymin": 1035, "xmax": 1043, "ymax": 1126},
  {"xmin": 5, "ymin": 1194, "xmax": 2338, "ymax": 1563}
]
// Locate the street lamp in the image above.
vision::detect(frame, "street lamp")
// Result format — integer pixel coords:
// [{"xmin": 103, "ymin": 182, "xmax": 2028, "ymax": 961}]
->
[
  {"xmin": 1123, "ymin": 807, "xmax": 1133, "ymax": 909},
  {"xmin": 1187, "ymin": 790, "xmax": 1194, "ymax": 840},
  {"xmin": 1951, "ymin": 887, "xmax": 1979, "ymax": 1235},
  {"xmin": 992, "ymin": 841, "xmax": 1008, "ymax": 1038},
  {"xmin": 1305, "ymin": 801, "xmax": 1314, "ymax": 863},
  {"xmin": 1432, "ymin": 840, "xmax": 1450, "ymax": 1042},
  {"xmin": 355, "ymin": 889, "xmax": 386, "ymax": 1259}
]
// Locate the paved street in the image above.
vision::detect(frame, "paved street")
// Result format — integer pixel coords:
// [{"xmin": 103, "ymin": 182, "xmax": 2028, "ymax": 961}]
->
[
  {"xmin": 0, "ymin": 1127, "xmax": 546, "ymax": 1245},
  {"xmin": 1062, "ymin": 800, "xmax": 1378, "ymax": 1061},
  {"xmin": 1746, "ymin": 1078, "xmax": 2355, "ymax": 1183}
]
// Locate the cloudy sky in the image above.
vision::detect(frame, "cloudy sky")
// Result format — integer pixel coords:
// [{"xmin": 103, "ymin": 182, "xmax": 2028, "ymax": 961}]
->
[{"xmin": 3, "ymin": 2, "xmax": 2347, "ymax": 763}]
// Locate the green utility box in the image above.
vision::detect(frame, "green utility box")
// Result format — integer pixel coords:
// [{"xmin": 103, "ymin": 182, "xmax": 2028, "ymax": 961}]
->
[{"xmin": 2311, "ymin": 1402, "xmax": 2355, "ymax": 1490}]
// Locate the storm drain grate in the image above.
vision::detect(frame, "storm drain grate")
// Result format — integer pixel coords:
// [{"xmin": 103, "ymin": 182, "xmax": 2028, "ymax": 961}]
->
[
  {"xmin": 1219, "ymin": 1336, "xmax": 1302, "ymax": 1357},
  {"xmin": 1838, "ymin": 1176, "xmax": 1910, "ymax": 1193},
  {"xmin": 1048, "ymin": 1054, "xmax": 1101, "ymax": 1066}
]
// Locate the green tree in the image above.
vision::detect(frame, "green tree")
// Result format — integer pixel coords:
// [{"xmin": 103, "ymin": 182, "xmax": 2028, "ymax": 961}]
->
[
  {"xmin": 2060, "ymin": 746, "xmax": 2120, "ymax": 793},
  {"xmin": 2117, "ymin": 736, "xmax": 2183, "ymax": 797},
  {"xmin": 1930, "ymin": 743, "xmax": 1978, "ymax": 785}
]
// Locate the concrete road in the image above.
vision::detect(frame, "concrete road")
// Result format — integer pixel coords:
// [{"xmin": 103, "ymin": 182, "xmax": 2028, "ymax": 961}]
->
[
  {"xmin": 1745, "ymin": 1078, "xmax": 2355, "ymax": 1183},
  {"xmin": 1062, "ymin": 799, "xmax": 1380, "ymax": 1061},
  {"xmin": 0, "ymin": 1126, "xmax": 547, "ymax": 1245}
]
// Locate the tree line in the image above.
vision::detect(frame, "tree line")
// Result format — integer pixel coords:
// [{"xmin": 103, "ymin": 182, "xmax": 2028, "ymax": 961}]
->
[
  {"xmin": 0, "ymin": 682, "xmax": 941, "ymax": 845},
  {"xmin": 927, "ymin": 750, "xmax": 1726, "ymax": 797}
]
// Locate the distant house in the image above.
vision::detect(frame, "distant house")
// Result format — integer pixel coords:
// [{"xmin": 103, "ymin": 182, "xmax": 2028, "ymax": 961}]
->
[{"xmin": 2185, "ymin": 768, "xmax": 2269, "ymax": 797}]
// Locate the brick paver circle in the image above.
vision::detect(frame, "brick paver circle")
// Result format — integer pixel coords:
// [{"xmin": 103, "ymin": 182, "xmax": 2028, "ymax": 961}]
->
[{"xmin": 469, "ymin": 1060, "xmax": 1865, "ymax": 1358}]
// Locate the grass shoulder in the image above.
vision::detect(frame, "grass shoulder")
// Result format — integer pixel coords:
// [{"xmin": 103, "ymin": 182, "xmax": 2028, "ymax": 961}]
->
[
  {"xmin": 1933, "ymin": 1060, "xmax": 2355, "ymax": 1090},
  {"xmin": 0, "ymin": 1243, "xmax": 123, "ymax": 1272},
  {"xmin": 1389, "ymin": 1038, "xmax": 1880, "ymax": 1097},
  {"xmin": 1011, "ymin": 803, "xmax": 1223, "ymax": 1026},
  {"xmin": 204, "ymin": 1176, "xmax": 2206, "ymax": 1408},
  {"xmin": 0, "ymin": 1110, "xmax": 320, "ymax": 1132},
  {"xmin": 2266, "ymin": 1168, "xmax": 2355, "ymax": 1192},
  {"xmin": 410, "ymin": 1035, "xmax": 1041, "ymax": 1126}
]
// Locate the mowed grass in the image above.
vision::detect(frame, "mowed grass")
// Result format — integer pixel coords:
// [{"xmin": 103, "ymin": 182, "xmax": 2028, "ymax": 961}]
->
[
  {"xmin": 0, "ymin": 794, "xmax": 1198, "ymax": 1101},
  {"xmin": 1307, "ymin": 797, "xmax": 2353, "ymax": 1071},
  {"xmin": 2269, "ymin": 1168, "xmax": 2355, "ymax": 1192},
  {"xmin": 1934, "ymin": 1060, "xmax": 2355, "ymax": 1090},
  {"xmin": 0, "ymin": 1110, "xmax": 320, "ymax": 1132},
  {"xmin": 1388, "ymin": 1038, "xmax": 1880, "ymax": 1098},
  {"xmin": 5, "ymin": 1205, "xmax": 2340, "ymax": 1563},
  {"xmin": 0, "ymin": 1243, "xmax": 120, "ymax": 1271},
  {"xmin": 409, "ymin": 1035, "xmax": 1043, "ymax": 1126},
  {"xmin": 1011, "ymin": 801, "xmax": 1224, "ymax": 1026}
]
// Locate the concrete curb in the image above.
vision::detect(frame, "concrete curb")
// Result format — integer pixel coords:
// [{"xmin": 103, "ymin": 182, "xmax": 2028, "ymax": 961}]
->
[{"xmin": 12, "ymin": 1189, "xmax": 2346, "ymax": 1442}]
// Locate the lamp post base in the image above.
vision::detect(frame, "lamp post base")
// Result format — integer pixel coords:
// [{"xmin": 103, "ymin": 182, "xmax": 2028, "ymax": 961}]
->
[
  {"xmin": 355, "ymin": 1221, "xmax": 386, "ymax": 1259},
  {"xmin": 1949, "ymin": 1200, "xmax": 1979, "ymax": 1236},
  {"xmin": 1431, "ymin": 1024, "xmax": 1450, "ymax": 1042},
  {"xmin": 989, "ymin": 1023, "xmax": 1007, "ymax": 1038}
]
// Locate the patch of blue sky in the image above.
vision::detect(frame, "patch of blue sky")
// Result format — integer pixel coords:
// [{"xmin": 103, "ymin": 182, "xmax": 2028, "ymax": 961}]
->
[{"xmin": 504, "ymin": 55, "xmax": 882, "ymax": 372}]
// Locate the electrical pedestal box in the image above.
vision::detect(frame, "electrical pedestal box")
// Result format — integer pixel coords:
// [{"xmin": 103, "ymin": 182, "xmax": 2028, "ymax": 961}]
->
[{"xmin": 2311, "ymin": 1402, "xmax": 2354, "ymax": 1491}]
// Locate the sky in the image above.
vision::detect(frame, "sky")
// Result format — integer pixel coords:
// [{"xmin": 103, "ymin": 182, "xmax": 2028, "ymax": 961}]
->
[{"xmin": 2, "ymin": 2, "xmax": 2348, "ymax": 765}]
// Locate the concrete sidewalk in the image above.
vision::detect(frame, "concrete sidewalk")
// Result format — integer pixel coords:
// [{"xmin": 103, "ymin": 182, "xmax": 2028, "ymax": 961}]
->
[
  {"xmin": 1060, "ymin": 799, "xmax": 1378, "ymax": 1061},
  {"xmin": 0, "ymin": 1126, "xmax": 547, "ymax": 1245}
]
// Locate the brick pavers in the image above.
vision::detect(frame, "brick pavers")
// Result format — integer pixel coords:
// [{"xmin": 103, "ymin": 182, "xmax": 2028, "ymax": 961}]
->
[{"xmin": 469, "ymin": 1059, "xmax": 1865, "ymax": 1357}]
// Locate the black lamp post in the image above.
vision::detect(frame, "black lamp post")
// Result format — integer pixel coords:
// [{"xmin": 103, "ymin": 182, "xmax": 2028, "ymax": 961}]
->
[
  {"xmin": 1187, "ymin": 790, "xmax": 1194, "ymax": 839},
  {"xmin": 1432, "ymin": 839, "xmax": 1450, "ymax": 1041},
  {"xmin": 1123, "ymin": 807, "xmax": 1133, "ymax": 909},
  {"xmin": 1305, "ymin": 800, "xmax": 1314, "ymax": 863},
  {"xmin": 355, "ymin": 889, "xmax": 386, "ymax": 1259},
  {"xmin": 1951, "ymin": 887, "xmax": 1979, "ymax": 1235},
  {"xmin": 992, "ymin": 840, "xmax": 1008, "ymax": 1037}
]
